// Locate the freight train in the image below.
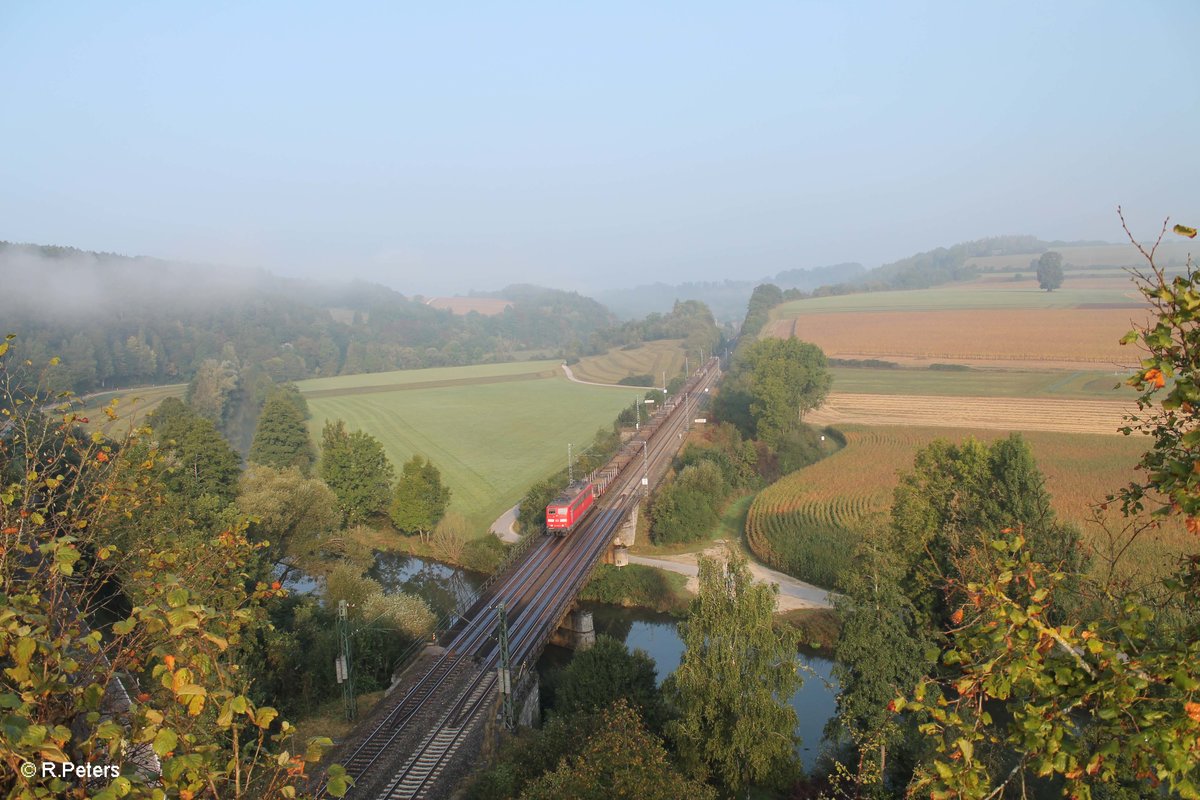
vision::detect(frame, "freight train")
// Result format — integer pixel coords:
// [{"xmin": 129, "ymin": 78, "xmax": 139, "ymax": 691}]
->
[{"xmin": 544, "ymin": 357, "xmax": 719, "ymax": 535}]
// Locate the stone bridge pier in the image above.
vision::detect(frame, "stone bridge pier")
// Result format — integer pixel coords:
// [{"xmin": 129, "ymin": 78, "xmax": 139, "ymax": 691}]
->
[{"xmin": 549, "ymin": 607, "xmax": 596, "ymax": 651}]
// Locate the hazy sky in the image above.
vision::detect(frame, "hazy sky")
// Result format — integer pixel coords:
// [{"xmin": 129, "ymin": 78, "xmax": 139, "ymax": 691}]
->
[{"xmin": 2, "ymin": 1, "xmax": 1196, "ymax": 295}]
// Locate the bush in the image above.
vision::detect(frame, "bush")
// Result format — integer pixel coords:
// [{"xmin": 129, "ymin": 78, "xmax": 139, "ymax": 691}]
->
[
  {"xmin": 649, "ymin": 462, "xmax": 727, "ymax": 545},
  {"xmin": 580, "ymin": 565, "xmax": 689, "ymax": 614},
  {"xmin": 461, "ymin": 535, "xmax": 507, "ymax": 574},
  {"xmin": 773, "ymin": 425, "xmax": 827, "ymax": 475},
  {"xmin": 828, "ymin": 358, "xmax": 899, "ymax": 369},
  {"xmin": 617, "ymin": 374, "xmax": 655, "ymax": 386},
  {"xmin": 929, "ymin": 363, "xmax": 971, "ymax": 371}
]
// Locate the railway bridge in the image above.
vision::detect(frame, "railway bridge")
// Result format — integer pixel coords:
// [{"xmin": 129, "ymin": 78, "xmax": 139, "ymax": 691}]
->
[{"xmin": 315, "ymin": 358, "xmax": 721, "ymax": 800}]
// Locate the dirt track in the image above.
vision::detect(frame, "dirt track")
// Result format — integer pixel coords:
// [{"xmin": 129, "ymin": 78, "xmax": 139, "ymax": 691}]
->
[{"xmin": 807, "ymin": 392, "xmax": 1133, "ymax": 435}]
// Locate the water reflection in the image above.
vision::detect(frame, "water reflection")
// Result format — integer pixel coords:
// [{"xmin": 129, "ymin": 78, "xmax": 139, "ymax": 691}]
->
[
  {"xmin": 276, "ymin": 553, "xmax": 486, "ymax": 623},
  {"xmin": 546, "ymin": 601, "xmax": 839, "ymax": 771},
  {"xmin": 369, "ymin": 552, "xmax": 486, "ymax": 620}
]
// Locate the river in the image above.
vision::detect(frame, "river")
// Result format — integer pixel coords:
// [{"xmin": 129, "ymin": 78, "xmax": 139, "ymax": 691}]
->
[
  {"xmin": 288, "ymin": 553, "xmax": 838, "ymax": 770},
  {"xmin": 539, "ymin": 602, "xmax": 838, "ymax": 771}
]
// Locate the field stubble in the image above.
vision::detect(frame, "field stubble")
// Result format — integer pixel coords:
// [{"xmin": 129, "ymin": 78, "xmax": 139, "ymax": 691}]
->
[
  {"xmin": 771, "ymin": 307, "xmax": 1149, "ymax": 367},
  {"xmin": 569, "ymin": 339, "xmax": 687, "ymax": 385}
]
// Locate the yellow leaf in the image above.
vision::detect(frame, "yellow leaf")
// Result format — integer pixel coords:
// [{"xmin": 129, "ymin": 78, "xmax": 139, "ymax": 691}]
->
[{"xmin": 1175, "ymin": 224, "xmax": 1198, "ymax": 239}]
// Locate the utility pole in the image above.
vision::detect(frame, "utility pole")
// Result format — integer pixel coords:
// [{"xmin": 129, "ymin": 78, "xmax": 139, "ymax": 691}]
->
[
  {"xmin": 635, "ymin": 395, "xmax": 640, "ymax": 431},
  {"xmin": 497, "ymin": 603, "xmax": 515, "ymax": 731},
  {"xmin": 336, "ymin": 600, "xmax": 357, "ymax": 721},
  {"xmin": 567, "ymin": 443, "xmax": 573, "ymax": 483}
]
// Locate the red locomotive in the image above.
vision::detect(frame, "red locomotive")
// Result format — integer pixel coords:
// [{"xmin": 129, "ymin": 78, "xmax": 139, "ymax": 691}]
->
[{"xmin": 545, "ymin": 481, "xmax": 596, "ymax": 534}]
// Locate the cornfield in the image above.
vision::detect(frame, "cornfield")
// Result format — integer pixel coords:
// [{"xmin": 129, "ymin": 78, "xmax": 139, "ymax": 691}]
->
[{"xmin": 745, "ymin": 425, "xmax": 1190, "ymax": 589}]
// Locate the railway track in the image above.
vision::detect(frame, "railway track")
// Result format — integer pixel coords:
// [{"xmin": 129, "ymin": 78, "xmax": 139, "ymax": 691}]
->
[{"xmin": 319, "ymin": 359, "xmax": 719, "ymax": 799}]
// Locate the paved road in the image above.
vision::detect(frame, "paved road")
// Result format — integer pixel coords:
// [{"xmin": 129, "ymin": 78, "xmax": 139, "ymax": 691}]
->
[
  {"xmin": 488, "ymin": 504, "xmax": 521, "ymax": 544},
  {"xmin": 560, "ymin": 363, "xmax": 643, "ymax": 388},
  {"xmin": 630, "ymin": 548, "xmax": 832, "ymax": 610}
]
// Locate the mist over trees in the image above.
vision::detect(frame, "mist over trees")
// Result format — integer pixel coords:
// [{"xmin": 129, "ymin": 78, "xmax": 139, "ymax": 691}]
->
[{"xmin": 0, "ymin": 243, "xmax": 618, "ymax": 396}]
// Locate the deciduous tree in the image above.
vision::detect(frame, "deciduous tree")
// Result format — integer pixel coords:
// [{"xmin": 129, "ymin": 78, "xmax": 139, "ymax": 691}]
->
[
  {"xmin": 553, "ymin": 635, "xmax": 665, "ymax": 732},
  {"xmin": 890, "ymin": 433, "xmax": 1083, "ymax": 625},
  {"xmin": 666, "ymin": 551, "xmax": 801, "ymax": 795},
  {"xmin": 0, "ymin": 339, "xmax": 348, "ymax": 798},
  {"xmin": 522, "ymin": 700, "xmax": 715, "ymax": 800},
  {"xmin": 1036, "ymin": 250, "xmax": 1064, "ymax": 291},
  {"xmin": 899, "ymin": 218, "xmax": 1200, "ymax": 799},
  {"xmin": 744, "ymin": 335, "xmax": 830, "ymax": 450},
  {"xmin": 236, "ymin": 465, "xmax": 341, "ymax": 570},
  {"xmin": 389, "ymin": 454, "xmax": 451, "ymax": 542},
  {"xmin": 318, "ymin": 419, "xmax": 395, "ymax": 524}
]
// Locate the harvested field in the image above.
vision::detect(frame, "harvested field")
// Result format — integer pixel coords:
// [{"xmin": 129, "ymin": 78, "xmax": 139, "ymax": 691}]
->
[
  {"xmin": 806, "ymin": 392, "xmax": 1132, "ymax": 435},
  {"xmin": 570, "ymin": 339, "xmax": 688, "ymax": 385},
  {"xmin": 745, "ymin": 425, "xmax": 1189, "ymax": 587},
  {"xmin": 771, "ymin": 285, "xmax": 1141, "ymax": 315},
  {"xmin": 425, "ymin": 296, "xmax": 513, "ymax": 315},
  {"xmin": 74, "ymin": 384, "xmax": 187, "ymax": 438},
  {"xmin": 771, "ymin": 307, "xmax": 1150, "ymax": 366},
  {"xmin": 966, "ymin": 241, "xmax": 1195, "ymax": 271}
]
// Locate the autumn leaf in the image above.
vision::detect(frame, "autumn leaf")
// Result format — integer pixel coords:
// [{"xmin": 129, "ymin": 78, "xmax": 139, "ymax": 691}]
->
[
  {"xmin": 1174, "ymin": 223, "xmax": 1197, "ymax": 239},
  {"xmin": 950, "ymin": 608, "xmax": 964, "ymax": 625},
  {"xmin": 1144, "ymin": 368, "xmax": 1166, "ymax": 389}
]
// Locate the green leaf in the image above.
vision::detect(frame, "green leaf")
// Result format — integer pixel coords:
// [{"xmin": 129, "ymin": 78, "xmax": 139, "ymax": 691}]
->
[
  {"xmin": 254, "ymin": 706, "xmax": 279, "ymax": 729},
  {"xmin": 14, "ymin": 637, "xmax": 35, "ymax": 667},
  {"xmin": 152, "ymin": 728, "xmax": 178, "ymax": 757}
]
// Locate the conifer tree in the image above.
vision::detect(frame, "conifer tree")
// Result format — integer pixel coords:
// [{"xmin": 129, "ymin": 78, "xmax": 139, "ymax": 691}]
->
[{"xmin": 249, "ymin": 392, "xmax": 315, "ymax": 473}]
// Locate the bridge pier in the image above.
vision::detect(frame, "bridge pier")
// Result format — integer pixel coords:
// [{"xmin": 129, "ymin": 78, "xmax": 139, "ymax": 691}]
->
[
  {"xmin": 606, "ymin": 502, "xmax": 637, "ymax": 567},
  {"xmin": 514, "ymin": 669, "xmax": 540, "ymax": 728},
  {"xmin": 549, "ymin": 608, "xmax": 595, "ymax": 651}
]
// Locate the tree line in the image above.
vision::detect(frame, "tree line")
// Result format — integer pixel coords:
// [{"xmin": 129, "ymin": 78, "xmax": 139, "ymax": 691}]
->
[{"xmin": 0, "ymin": 242, "xmax": 618, "ymax": 396}]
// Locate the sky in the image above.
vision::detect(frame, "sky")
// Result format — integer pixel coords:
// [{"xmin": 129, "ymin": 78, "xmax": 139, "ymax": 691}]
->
[{"xmin": 1, "ymin": 1, "xmax": 1197, "ymax": 295}]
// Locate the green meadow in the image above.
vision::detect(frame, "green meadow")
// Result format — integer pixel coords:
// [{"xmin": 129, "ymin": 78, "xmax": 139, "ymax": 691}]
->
[
  {"xmin": 297, "ymin": 365, "xmax": 636, "ymax": 534},
  {"xmin": 828, "ymin": 366, "xmax": 1135, "ymax": 399}
]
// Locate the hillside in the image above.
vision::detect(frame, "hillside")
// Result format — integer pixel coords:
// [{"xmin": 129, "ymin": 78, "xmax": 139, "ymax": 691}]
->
[{"xmin": 0, "ymin": 242, "xmax": 616, "ymax": 395}]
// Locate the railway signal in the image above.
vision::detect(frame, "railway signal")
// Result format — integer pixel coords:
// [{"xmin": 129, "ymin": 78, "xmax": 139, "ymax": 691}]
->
[
  {"xmin": 337, "ymin": 600, "xmax": 357, "ymax": 721},
  {"xmin": 496, "ymin": 602, "xmax": 515, "ymax": 731}
]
